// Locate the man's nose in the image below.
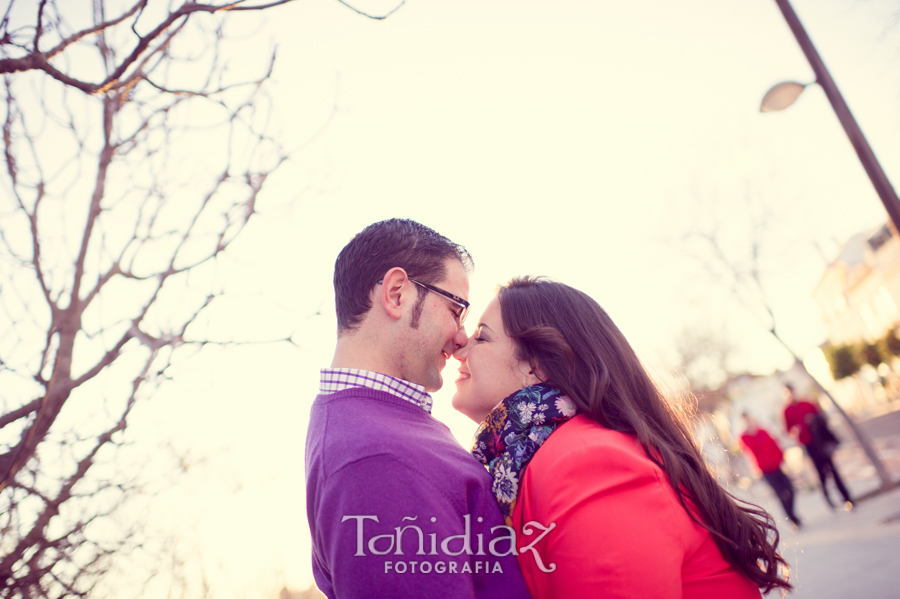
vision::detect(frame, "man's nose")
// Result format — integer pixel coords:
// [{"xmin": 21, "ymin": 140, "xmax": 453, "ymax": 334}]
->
[{"xmin": 452, "ymin": 327, "xmax": 469, "ymax": 354}]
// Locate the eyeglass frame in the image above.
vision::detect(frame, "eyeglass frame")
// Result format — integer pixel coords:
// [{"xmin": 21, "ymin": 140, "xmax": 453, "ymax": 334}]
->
[{"xmin": 376, "ymin": 276, "xmax": 470, "ymax": 327}]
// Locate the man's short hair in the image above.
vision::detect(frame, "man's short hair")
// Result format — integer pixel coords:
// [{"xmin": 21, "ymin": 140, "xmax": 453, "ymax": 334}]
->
[{"xmin": 334, "ymin": 219, "xmax": 473, "ymax": 333}]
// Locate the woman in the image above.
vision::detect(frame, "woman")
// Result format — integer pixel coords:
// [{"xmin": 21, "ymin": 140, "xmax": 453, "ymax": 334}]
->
[{"xmin": 453, "ymin": 277, "xmax": 790, "ymax": 598}]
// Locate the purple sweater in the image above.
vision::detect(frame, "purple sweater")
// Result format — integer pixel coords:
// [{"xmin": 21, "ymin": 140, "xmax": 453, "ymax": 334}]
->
[{"xmin": 305, "ymin": 387, "xmax": 531, "ymax": 599}]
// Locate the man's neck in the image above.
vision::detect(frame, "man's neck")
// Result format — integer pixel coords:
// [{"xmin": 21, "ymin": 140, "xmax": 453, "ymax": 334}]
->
[{"xmin": 331, "ymin": 336, "xmax": 399, "ymax": 379}]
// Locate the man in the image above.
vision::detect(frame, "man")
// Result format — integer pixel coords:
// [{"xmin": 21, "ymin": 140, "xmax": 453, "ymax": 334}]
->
[
  {"xmin": 782, "ymin": 384, "xmax": 854, "ymax": 510},
  {"xmin": 305, "ymin": 219, "xmax": 531, "ymax": 599},
  {"xmin": 739, "ymin": 414, "xmax": 801, "ymax": 528}
]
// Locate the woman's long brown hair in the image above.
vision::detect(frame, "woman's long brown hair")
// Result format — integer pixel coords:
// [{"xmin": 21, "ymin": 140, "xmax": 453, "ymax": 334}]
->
[{"xmin": 498, "ymin": 277, "xmax": 791, "ymax": 594}]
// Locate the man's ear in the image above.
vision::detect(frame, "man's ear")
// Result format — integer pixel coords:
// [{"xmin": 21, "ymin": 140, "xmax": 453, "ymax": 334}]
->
[{"xmin": 379, "ymin": 267, "xmax": 411, "ymax": 322}]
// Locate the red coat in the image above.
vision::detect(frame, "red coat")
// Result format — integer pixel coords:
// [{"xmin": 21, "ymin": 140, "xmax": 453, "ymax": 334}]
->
[
  {"xmin": 740, "ymin": 428, "xmax": 784, "ymax": 474},
  {"xmin": 783, "ymin": 400, "xmax": 819, "ymax": 446},
  {"xmin": 512, "ymin": 415, "xmax": 761, "ymax": 599}
]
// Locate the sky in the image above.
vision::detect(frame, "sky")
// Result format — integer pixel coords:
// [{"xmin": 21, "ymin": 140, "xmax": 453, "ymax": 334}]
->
[
  {"xmin": 259, "ymin": 0, "xmax": 900, "ymax": 372},
  {"xmin": 35, "ymin": 0, "xmax": 900, "ymax": 596}
]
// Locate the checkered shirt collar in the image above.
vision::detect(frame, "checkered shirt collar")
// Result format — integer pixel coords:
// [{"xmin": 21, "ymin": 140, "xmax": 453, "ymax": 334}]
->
[{"xmin": 319, "ymin": 368, "xmax": 433, "ymax": 414}]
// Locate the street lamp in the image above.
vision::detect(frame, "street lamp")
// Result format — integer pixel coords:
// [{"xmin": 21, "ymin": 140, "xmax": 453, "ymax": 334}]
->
[
  {"xmin": 762, "ymin": 0, "xmax": 900, "ymax": 231},
  {"xmin": 762, "ymin": 0, "xmax": 898, "ymax": 493}
]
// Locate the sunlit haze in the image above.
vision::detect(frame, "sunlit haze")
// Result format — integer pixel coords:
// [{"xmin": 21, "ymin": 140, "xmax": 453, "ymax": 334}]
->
[{"xmin": 59, "ymin": 0, "xmax": 900, "ymax": 596}]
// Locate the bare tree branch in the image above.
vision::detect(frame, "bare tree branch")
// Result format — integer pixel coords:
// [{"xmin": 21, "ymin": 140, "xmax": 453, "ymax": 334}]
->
[
  {"xmin": 33, "ymin": 0, "xmax": 50, "ymax": 52},
  {"xmin": 335, "ymin": 0, "xmax": 406, "ymax": 19},
  {"xmin": 43, "ymin": 0, "xmax": 147, "ymax": 61},
  {"xmin": 0, "ymin": 399, "xmax": 40, "ymax": 430},
  {"xmin": 0, "ymin": 349, "xmax": 148, "ymax": 585},
  {"xmin": 0, "ymin": 0, "xmax": 299, "ymax": 94}
]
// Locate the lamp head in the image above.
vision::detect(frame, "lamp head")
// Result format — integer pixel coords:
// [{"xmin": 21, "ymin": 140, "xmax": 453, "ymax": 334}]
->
[{"xmin": 760, "ymin": 81, "xmax": 809, "ymax": 113}]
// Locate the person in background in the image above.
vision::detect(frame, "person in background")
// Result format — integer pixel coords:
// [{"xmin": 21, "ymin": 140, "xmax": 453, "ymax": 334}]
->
[
  {"xmin": 453, "ymin": 277, "xmax": 791, "ymax": 598},
  {"xmin": 782, "ymin": 384, "xmax": 854, "ymax": 510},
  {"xmin": 739, "ymin": 413, "xmax": 802, "ymax": 528}
]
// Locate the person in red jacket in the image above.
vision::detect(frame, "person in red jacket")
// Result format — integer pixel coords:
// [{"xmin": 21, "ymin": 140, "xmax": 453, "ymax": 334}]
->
[
  {"xmin": 783, "ymin": 384, "xmax": 853, "ymax": 510},
  {"xmin": 452, "ymin": 277, "xmax": 792, "ymax": 598},
  {"xmin": 739, "ymin": 414, "xmax": 801, "ymax": 527}
]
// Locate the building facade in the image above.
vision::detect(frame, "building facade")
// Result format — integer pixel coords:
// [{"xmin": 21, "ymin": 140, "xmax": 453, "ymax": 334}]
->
[{"xmin": 812, "ymin": 221, "xmax": 900, "ymax": 412}]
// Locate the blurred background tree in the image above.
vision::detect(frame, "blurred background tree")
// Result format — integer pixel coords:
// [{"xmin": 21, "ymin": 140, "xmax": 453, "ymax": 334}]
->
[
  {"xmin": 823, "ymin": 344, "xmax": 863, "ymax": 380},
  {"xmin": 671, "ymin": 324, "xmax": 736, "ymax": 413},
  {"xmin": 822, "ymin": 328, "xmax": 900, "ymax": 382}
]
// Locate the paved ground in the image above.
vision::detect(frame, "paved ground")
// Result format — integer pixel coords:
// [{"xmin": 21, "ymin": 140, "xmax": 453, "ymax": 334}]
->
[{"xmin": 737, "ymin": 404, "xmax": 900, "ymax": 598}]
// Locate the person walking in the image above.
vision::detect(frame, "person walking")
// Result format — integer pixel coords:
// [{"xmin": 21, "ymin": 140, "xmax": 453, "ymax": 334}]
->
[
  {"xmin": 739, "ymin": 414, "xmax": 802, "ymax": 528},
  {"xmin": 783, "ymin": 384, "xmax": 854, "ymax": 510}
]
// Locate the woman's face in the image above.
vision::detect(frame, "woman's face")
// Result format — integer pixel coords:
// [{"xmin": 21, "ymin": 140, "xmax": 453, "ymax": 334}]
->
[{"xmin": 452, "ymin": 296, "xmax": 539, "ymax": 423}]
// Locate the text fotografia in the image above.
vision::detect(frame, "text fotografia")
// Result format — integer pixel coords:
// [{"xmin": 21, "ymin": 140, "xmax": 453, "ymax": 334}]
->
[
  {"xmin": 341, "ymin": 514, "xmax": 556, "ymax": 573},
  {"xmin": 385, "ymin": 560, "xmax": 503, "ymax": 575}
]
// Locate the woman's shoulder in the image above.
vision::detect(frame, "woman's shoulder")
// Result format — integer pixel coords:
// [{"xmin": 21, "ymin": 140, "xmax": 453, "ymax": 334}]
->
[
  {"xmin": 532, "ymin": 414, "xmax": 649, "ymax": 462},
  {"xmin": 525, "ymin": 414, "xmax": 663, "ymax": 492}
]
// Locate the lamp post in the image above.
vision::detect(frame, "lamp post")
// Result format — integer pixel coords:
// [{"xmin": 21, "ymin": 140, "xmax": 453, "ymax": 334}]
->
[
  {"xmin": 761, "ymin": 0, "xmax": 900, "ymax": 232},
  {"xmin": 762, "ymin": 0, "xmax": 897, "ymax": 492}
]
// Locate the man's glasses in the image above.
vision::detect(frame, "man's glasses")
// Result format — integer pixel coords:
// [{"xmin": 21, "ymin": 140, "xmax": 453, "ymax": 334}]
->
[
  {"xmin": 378, "ymin": 277, "xmax": 470, "ymax": 327},
  {"xmin": 409, "ymin": 278, "xmax": 469, "ymax": 327}
]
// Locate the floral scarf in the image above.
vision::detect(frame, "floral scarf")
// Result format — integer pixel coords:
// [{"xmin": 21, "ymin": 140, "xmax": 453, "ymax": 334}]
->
[{"xmin": 472, "ymin": 383, "xmax": 577, "ymax": 524}]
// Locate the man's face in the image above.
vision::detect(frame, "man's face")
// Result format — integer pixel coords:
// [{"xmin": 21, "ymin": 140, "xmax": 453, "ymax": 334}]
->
[{"xmin": 399, "ymin": 258, "xmax": 469, "ymax": 392}]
